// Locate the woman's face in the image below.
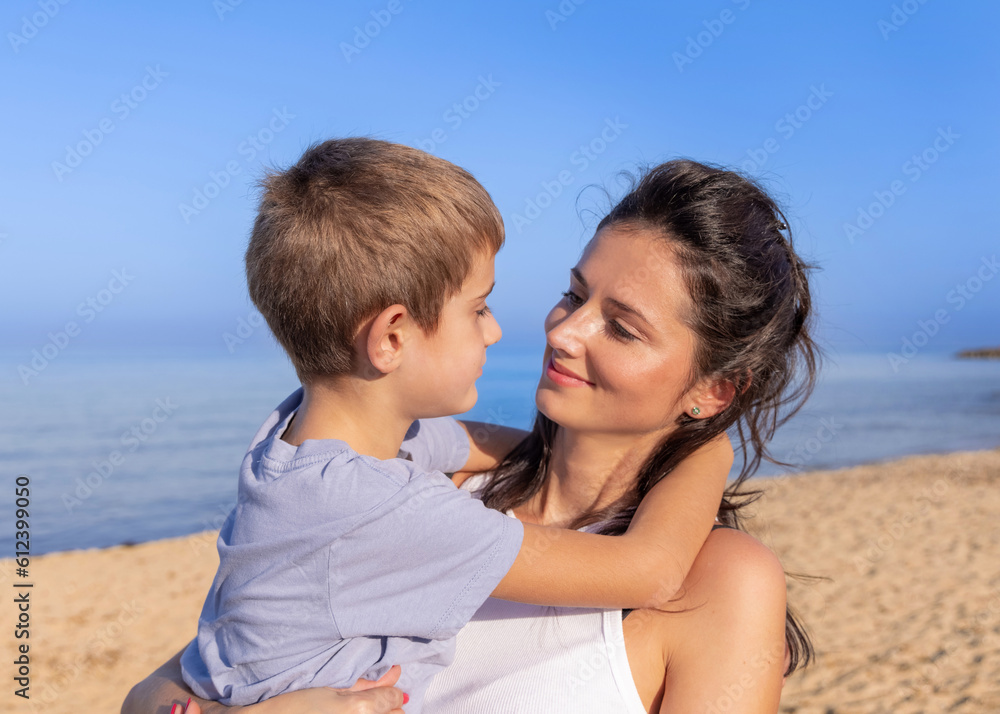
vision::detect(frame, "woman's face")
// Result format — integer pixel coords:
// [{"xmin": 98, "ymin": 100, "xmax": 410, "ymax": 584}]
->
[{"xmin": 536, "ymin": 225, "xmax": 704, "ymax": 437}]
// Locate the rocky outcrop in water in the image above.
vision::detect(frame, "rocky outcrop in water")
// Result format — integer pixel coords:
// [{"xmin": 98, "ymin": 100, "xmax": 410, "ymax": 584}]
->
[{"xmin": 957, "ymin": 346, "xmax": 1000, "ymax": 359}]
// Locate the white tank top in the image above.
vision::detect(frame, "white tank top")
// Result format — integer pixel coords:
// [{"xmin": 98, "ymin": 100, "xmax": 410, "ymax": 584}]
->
[{"xmin": 423, "ymin": 475, "xmax": 647, "ymax": 714}]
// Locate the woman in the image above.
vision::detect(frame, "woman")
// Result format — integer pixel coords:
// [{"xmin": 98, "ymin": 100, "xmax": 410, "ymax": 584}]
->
[{"xmin": 125, "ymin": 158, "xmax": 817, "ymax": 713}]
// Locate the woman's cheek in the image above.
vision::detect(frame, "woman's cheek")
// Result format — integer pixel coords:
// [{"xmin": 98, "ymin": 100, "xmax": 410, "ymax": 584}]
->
[{"xmin": 616, "ymin": 356, "xmax": 673, "ymax": 403}]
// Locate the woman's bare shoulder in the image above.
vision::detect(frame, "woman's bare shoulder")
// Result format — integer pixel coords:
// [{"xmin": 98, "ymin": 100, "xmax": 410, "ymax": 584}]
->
[
  {"xmin": 631, "ymin": 526, "xmax": 786, "ymax": 626},
  {"xmin": 700, "ymin": 527, "xmax": 785, "ymax": 584},
  {"xmin": 622, "ymin": 527, "xmax": 788, "ymax": 710},
  {"xmin": 676, "ymin": 526, "xmax": 787, "ymax": 609}
]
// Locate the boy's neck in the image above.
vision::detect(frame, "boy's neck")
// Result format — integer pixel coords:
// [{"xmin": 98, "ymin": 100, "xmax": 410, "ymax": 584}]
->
[{"xmin": 281, "ymin": 378, "xmax": 413, "ymax": 461}]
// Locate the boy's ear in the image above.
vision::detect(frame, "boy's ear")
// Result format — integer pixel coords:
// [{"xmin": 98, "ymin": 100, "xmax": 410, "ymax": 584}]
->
[
  {"xmin": 362, "ymin": 304, "xmax": 410, "ymax": 375},
  {"xmin": 688, "ymin": 376, "xmax": 736, "ymax": 419}
]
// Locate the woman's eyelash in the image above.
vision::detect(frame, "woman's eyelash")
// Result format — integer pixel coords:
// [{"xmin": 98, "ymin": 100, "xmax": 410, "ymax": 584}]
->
[
  {"xmin": 476, "ymin": 305, "xmax": 492, "ymax": 318},
  {"xmin": 606, "ymin": 321, "xmax": 638, "ymax": 342},
  {"xmin": 561, "ymin": 290, "xmax": 582, "ymax": 306},
  {"xmin": 562, "ymin": 290, "xmax": 638, "ymax": 342}
]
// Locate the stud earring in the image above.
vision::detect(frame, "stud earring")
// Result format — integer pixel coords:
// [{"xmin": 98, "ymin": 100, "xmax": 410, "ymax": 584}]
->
[{"xmin": 691, "ymin": 406, "xmax": 701, "ymax": 416}]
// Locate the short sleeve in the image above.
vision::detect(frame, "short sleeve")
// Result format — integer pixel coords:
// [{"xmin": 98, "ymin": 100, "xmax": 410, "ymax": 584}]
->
[
  {"xmin": 399, "ymin": 417, "xmax": 470, "ymax": 473},
  {"xmin": 327, "ymin": 472, "xmax": 523, "ymax": 641}
]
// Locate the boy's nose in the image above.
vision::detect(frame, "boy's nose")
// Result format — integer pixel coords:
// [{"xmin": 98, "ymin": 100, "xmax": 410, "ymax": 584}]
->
[{"xmin": 485, "ymin": 312, "xmax": 502, "ymax": 346}]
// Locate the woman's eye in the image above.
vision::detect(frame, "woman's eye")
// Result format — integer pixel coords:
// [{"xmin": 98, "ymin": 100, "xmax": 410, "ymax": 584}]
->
[
  {"xmin": 476, "ymin": 304, "xmax": 492, "ymax": 318},
  {"xmin": 607, "ymin": 320, "xmax": 638, "ymax": 342},
  {"xmin": 561, "ymin": 290, "xmax": 637, "ymax": 342},
  {"xmin": 561, "ymin": 290, "xmax": 583, "ymax": 307}
]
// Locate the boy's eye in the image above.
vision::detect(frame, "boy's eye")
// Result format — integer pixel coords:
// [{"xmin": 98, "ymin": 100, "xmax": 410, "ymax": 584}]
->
[{"xmin": 476, "ymin": 305, "xmax": 492, "ymax": 318}]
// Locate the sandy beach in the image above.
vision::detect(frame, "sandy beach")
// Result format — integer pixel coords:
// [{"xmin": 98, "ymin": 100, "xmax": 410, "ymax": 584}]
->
[{"xmin": 3, "ymin": 448, "xmax": 998, "ymax": 713}]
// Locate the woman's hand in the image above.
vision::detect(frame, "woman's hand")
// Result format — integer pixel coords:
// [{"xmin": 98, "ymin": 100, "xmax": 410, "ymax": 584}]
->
[
  {"xmin": 175, "ymin": 666, "xmax": 407, "ymax": 714},
  {"xmin": 122, "ymin": 647, "xmax": 407, "ymax": 714}
]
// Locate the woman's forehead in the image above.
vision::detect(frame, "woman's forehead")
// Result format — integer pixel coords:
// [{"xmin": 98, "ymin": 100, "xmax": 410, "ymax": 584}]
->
[{"xmin": 577, "ymin": 227, "xmax": 693, "ymax": 324}]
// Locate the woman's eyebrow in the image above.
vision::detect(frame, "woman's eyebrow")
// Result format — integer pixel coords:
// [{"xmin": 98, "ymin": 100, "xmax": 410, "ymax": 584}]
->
[
  {"xmin": 571, "ymin": 267, "xmax": 653, "ymax": 327},
  {"xmin": 607, "ymin": 297, "xmax": 653, "ymax": 327}
]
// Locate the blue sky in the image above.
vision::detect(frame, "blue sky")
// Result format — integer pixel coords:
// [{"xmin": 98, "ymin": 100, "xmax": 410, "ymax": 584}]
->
[{"xmin": 3, "ymin": 0, "xmax": 997, "ymax": 366}]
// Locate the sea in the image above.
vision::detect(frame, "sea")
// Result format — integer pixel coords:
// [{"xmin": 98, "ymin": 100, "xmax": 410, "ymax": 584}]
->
[{"xmin": 2, "ymin": 346, "xmax": 998, "ymax": 555}]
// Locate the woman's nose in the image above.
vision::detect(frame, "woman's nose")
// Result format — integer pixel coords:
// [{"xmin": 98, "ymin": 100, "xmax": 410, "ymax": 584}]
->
[{"xmin": 545, "ymin": 306, "xmax": 589, "ymax": 357}]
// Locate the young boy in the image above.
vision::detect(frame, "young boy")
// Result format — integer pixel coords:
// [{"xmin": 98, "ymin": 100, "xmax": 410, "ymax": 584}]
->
[{"xmin": 180, "ymin": 138, "xmax": 732, "ymax": 712}]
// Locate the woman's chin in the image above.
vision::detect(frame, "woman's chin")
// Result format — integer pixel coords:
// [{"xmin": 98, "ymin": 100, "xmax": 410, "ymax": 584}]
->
[{"xmin": 534, "ymin": 386, "xmax": 569, "ymax": 425}]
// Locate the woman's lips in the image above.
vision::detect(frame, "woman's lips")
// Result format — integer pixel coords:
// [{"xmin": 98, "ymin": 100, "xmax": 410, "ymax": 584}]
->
[{"xmin": 545, "ymin": 356, "xmax": 594, "ymax": 387}]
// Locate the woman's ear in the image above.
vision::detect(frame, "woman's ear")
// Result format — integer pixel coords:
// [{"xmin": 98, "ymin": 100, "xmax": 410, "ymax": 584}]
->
[
  {"xmin": 688, "ymin": 377, "xmax": 736, "ymax": 419},
  {"xmin": 360, "ymin": 304, "xmax": 409, "ymax": 376}
]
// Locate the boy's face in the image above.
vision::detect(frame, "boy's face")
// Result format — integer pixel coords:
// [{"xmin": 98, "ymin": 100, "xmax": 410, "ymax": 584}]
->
[{"xmin": 402, "ymin": 250, "xmax": 501, "ymax": 418}]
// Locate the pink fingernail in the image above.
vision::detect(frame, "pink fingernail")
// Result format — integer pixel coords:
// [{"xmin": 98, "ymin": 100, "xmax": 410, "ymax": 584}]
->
[{"xmin": 403, "ymin": 692, "xmax": 410, "ymax": 704}]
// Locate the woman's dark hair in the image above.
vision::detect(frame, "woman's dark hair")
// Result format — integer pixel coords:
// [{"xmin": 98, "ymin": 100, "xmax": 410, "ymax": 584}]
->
[{"xmin": 479, "ymin": 158, "xmax": 820, "ymax": 674}]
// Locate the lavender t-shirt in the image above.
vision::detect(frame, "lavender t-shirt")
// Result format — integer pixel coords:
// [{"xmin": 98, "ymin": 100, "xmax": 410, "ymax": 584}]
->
[{"xmin": 181, "ymin": 390, "xmax": 524, "ymax": 712}]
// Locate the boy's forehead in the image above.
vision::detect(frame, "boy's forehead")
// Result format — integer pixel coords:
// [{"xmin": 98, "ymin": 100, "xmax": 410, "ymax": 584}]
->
[{"xmin": 463, "ymin": 251, "xmax": 496, "ymax": 296}]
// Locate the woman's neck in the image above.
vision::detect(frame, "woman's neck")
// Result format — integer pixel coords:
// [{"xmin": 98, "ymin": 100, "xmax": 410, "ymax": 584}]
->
[{"xmin": 515, "ymin": 427, "xmax": 661, "ymax": 528}]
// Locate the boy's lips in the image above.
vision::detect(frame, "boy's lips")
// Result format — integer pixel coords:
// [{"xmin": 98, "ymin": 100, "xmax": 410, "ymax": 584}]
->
[{"xmin": 545, "ymin": 356, "xmax": 594, "ymax": 387}]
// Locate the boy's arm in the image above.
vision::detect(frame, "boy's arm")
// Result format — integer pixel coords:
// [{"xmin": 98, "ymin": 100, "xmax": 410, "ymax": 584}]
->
[
  {"xmin": 453, "ymin": 421, "xmax": 528, "ymax": 484},
  {"xmin": 399, "ymin": 418, "xmax": 526, "ymax": 481},
  {"xmin": 491, "ymin": 432, "xmax": 733, "ymax": 609}
]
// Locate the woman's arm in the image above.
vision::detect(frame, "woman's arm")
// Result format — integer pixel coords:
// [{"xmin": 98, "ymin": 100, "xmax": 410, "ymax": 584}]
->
[
  {"xmin": 121, "ymin": 648, "xmax": 406, "ymax": 714},
  {"xmin": 121, "ymin": 649, "xmax": 210, "ymax": 714},
  {"xmin": 491, "ymin": 433, "xmax": 733, "ymax": 608}
]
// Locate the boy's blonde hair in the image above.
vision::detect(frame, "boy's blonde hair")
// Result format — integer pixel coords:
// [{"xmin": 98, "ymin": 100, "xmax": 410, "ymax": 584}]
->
[{"xmin": 246, "ymin": 138, "xmax": 504, "ymax": 381}]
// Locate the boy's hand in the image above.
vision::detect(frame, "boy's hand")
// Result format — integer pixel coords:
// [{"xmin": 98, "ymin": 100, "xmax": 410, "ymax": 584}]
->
[{"xmin": 627, "ymin": 431, "xmax": 733, "ymax": 606}]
